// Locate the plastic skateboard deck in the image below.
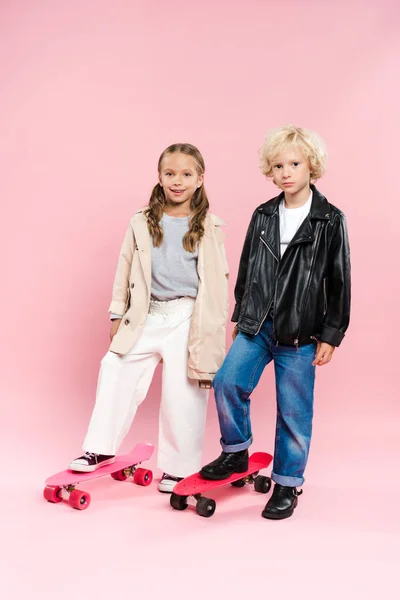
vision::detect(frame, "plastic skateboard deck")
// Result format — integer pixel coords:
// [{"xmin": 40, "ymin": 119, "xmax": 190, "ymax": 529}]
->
[
  {"xmin": 170, "ymin": 451, "xmax": 273, "ymax": 517},
  {"xmin": 44, "ymin": 442, "xmax": 154, "ymax": 510}
]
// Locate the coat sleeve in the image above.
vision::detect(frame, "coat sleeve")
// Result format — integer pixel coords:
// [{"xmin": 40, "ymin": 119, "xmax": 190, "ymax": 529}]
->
[
  {"xmin": 108, "ymin": 224, "xmax": 135, "ymax": 316},
  {"xmin": 231, "ymin": 211, "xmax": 257, "ymax": 322},
  {"xmin": 320, "ymin": 213, "xmax": 351, "ymax": 347}
]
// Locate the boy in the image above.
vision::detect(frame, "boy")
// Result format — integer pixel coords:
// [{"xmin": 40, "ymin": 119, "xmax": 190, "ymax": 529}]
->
[{"xmin": 200, "ymin": 125, "xmax": 351, "ymax": 519}]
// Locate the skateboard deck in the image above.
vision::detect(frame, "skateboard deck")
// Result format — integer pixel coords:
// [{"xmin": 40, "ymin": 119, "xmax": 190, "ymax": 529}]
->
[
  {"xmin": 44, "ymin": 442, "xmax": 154, "ymax": 510},
  {"xmin": 170, "ymin": 451, "xmax": 273, "ymax": 517}
]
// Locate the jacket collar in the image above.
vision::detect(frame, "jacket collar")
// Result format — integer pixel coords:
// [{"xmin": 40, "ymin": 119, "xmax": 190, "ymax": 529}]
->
[
  {"xmin": 209, "ymin": 213, "xmax": 225, "ymax": 227},
  {"xmin": 258, "ymin": 185, "xmax": 331, "ymax": 260},
  {"xmin": 258, "ymin": 185, "xmax": 331, "ymax": 220}
]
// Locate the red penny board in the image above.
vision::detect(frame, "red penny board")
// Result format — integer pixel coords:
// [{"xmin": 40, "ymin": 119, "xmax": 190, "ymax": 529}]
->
[
  {"xmin": 173, "ymin": 452, "xmax": 273, "ymax": 497},
  {"xmin": 46, "ymin": 443, "xmax": 154, "ymax": 487}
]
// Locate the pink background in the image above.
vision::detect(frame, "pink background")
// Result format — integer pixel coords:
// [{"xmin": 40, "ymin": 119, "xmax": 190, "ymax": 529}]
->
[{"xmin": 1, "ymin": 1, "xmax": 399, "ymax": 599}]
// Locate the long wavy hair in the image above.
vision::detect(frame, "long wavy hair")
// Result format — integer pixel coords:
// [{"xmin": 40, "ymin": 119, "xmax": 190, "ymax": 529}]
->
[{"xmin": 144, "ymin": 143, "xmax": 209, "ymax": 253}]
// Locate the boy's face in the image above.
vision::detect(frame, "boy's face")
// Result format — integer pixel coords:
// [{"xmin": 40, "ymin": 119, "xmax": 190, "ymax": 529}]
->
[{"xmin": 271, "ymin": 145, "xmax": 311, "ymax": 196}]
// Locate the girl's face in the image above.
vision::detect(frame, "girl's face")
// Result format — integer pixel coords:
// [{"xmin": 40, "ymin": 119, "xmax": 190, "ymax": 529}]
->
[
  {"xmin": 271, "ymin": 144, "xmax": 311, "ymax": 196},
  {"xmin": 159, "ymin": 153, "xmax": 203, "ymax": 210}
]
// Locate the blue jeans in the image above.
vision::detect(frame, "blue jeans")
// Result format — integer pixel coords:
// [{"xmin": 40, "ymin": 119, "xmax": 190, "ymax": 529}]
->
[{"xmin": 213, "ymin": 318, "xmax": 316, "ymax": 487}]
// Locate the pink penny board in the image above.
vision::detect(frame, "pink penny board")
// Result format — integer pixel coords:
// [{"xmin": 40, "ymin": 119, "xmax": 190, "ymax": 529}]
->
[
  {"xmin": 44, "ymin": 442, "xmax": 154, "ymax": 510},
  {"xmin": 171, "ymin": 452, "xmax": 273, "ymax": 517}
]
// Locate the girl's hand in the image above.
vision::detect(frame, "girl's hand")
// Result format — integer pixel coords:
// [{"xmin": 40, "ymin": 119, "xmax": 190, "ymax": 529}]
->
[
  {"xmin": 232, "ymin": 325, "xmax": 239, "ymax": 341},
  {"xmin": 312, "ymin": 342, "xmax": 335, "ymax": 366},
  {"xmin": 199, "ymin": 380, "xmax": 212, "ymax": 389},
  {"xmin": 110, "ymin": 319, "xmax": 122, "ymax": 341}
]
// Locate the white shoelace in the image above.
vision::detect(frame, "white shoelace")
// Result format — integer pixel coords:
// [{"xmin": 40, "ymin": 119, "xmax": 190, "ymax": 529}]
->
[
  {"xmin": 82, "ymin": 452, "xmax": 97, "ymax": 462},
  {"xmin": 162, "ymin": 473, "xmax": 181, "ymax": 482}
]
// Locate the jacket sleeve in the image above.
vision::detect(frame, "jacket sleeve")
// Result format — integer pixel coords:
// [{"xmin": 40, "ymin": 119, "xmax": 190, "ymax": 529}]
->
[
  {"xmin": 320, "ymin": 213, "xmax": 351, "ymax": 347},
  {"xmin": 231, "ymin": 211, "xmax": 257, "ymax": 322},
  {"xmin": 108, "ymin": 225, "xmax": 135, "ymax": 316}
]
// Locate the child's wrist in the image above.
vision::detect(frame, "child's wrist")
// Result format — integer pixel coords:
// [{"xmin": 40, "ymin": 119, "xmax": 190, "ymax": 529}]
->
[{"xmin": 199, "ymin": 380, "xmax": 212, "ymax": 389}]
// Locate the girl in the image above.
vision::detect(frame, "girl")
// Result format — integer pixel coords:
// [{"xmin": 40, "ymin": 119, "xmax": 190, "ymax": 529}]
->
[{"xmin": 69, "ymin": 143, "xmax": 229, "ymax": 493}]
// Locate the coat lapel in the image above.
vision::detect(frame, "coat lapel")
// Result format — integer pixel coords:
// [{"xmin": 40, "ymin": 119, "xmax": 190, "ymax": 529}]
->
[
  {"xmin": 260, "ymin": 211, "xmax": 280, "ymax": 261},
  {"xmin": 286, "ymin": 217, "xmax": 314, "ymax": 248},
  {"xmin": 132, "ymin": 211, "xmax": 152, "ymax": 295}
]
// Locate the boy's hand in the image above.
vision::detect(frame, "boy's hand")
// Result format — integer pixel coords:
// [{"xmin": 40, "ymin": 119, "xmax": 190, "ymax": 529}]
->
[
  {"xmin": 232, "ymin": 325, "xmax": 239, "ymax": 341},
  {"xmin": 110, "ymin": 319, "xmax": 122, "ymax": 341},
  {"xmin": 313, "ymin": 342, "xmax": 335, "ymax": 366}
]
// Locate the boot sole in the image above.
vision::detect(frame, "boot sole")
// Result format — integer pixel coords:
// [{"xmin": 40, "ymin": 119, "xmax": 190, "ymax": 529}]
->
[
  {"xmin": 261, "ymin": 508, "xmax": 295, "ymax": 520},
  {"xmin": 261, "ymin": 498, "xmax": 298, "ymax": 520}
]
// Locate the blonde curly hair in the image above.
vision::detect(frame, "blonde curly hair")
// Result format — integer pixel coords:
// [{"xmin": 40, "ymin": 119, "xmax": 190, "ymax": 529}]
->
[{"xmin": 259, "ymin": 125, "xmax": 327, "ymax": 181}]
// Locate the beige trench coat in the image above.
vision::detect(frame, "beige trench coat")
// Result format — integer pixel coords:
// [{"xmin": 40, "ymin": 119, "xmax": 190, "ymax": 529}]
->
[{"xmin": 108, "ymin": 209, "xmax": 229, "ymax": 381}]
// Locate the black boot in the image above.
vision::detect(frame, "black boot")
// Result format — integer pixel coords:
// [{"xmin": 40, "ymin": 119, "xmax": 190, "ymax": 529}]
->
[
  {"xmin": 199, "ymin": 450, "xmax": 249, "ymax": 480},
  {"xmin": 261, "ymin": 483, "xmax": 303, "ymax": 520}
]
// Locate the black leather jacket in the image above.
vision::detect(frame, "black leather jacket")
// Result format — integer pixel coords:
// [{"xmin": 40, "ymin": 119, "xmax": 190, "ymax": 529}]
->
[{"xmin": 232, "ymin": 186, "xmax": 351, "ymax": 347}]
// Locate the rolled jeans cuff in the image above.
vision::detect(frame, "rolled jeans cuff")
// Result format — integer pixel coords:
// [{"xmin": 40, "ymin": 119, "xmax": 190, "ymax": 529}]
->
[
  {"xmin": 221, "ymin": 436, "xmax": 252, "ymax": 453},
  {"xmin": 272, "ymin": 471, "xmax": 304, "ymax": 487}
]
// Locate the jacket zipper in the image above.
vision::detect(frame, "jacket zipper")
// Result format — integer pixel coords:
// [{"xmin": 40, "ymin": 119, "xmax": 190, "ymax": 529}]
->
[
  {"xmin": 255, "ymin": 298, "xmax": 273, "ymax": 335},
  {"xmin": 254, "ymin": 235, "xmax": 279, "ymax": 336},
  {"xmin": 260, "ymin": 236, "xmax": 279, "ymax": 262},
  {"xmin": 294, "ymin": 223, "xmax": 322, "ymax": 348},
  {"xmin": 323, "ymin": 277, "xmax": 327, "ymax": 314}
]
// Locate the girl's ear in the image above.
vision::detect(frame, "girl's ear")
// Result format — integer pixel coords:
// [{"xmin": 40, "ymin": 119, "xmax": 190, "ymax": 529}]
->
[{"xmin": 197, "ymin": 173, "xmax": 204, "ymax": 188}]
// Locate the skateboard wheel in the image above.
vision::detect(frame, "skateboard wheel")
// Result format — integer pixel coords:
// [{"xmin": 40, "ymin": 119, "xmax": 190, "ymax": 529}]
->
[
  {"xmin": 43, "ymin": 485, "xmax": 62, "ymax": 503},
  {"xmin": 69, "ymin": 489, "xmax": 91, "ymax": 510},
  {"xmin": 111, "ymin": 469, "xmax": 128, "ymax": 481},
  {"xmin": 231, "ymin": 479, "xmax": 246, "ymax": 488},
  {"xmin": 196, "ymin": 497, "xmax": 216, "ymax": 518},
  {"xmin": 133, "ymin": 468, "xmax": 153, "ymax": 486},
  {"xmin": 254, "ymin": 475, "xmax": 272, "ymax": 494},
  {"xmin": 170, "ymin": 493, "xmax": 188, "ymax": 511},
  {"xmin": 169, "ymin": 492, "xmax": 188, "ymax": 510}
]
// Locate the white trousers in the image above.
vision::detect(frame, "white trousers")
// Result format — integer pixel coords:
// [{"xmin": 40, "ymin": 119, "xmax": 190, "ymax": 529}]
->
[{"xmin": 83, "ymin": 297, "xmax": 209, "ymax": 477}]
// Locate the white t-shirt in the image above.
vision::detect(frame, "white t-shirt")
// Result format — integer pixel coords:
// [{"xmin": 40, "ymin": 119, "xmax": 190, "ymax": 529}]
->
[{"xmin": 279, "ymin": 191, "xmax": 312, "ymax": 257}]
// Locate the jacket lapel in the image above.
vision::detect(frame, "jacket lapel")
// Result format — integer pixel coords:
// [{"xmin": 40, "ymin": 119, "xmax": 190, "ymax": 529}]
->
[
  {"xmin": 286, "ymin": 217, "xmax": 314, "ymax": 248},
  {"xmin": 260, "ymin": 211, "xmax": 280, "ymax": 261},
  {"xmin": 132, "ymin": 211, "xmax": 152, "ymax": 295},
  {"xmin": 285, "ymin": 186, "xmax": 330, "ymax": 250}
]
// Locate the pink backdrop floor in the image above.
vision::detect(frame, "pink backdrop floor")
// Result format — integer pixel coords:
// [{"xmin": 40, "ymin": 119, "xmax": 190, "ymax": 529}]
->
[{"xmin": 2, "ymin": 380, "xmax": 399, "ymax": 600}]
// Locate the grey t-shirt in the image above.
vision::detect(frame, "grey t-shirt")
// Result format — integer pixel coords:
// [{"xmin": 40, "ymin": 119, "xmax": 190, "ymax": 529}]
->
[{"xmin": 150, "ymin": 213, "xmax": 199, "ymax": 301}]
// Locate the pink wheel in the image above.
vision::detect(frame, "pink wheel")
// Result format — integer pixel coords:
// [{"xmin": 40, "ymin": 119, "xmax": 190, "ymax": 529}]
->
[
  {"xmin": 133, "ymin": 468, "xmax": 153, "ymax": 486},
  {"xmin": 69, "ymin": 489, "xmax": 91, "ymax": 510},
  {"xmin": 111, "ymin": 469, "xmax": 128, "ymax": 481},
  {"xmin": 43, "ymin": 485, "xmax": 62, "ymax": 503}
]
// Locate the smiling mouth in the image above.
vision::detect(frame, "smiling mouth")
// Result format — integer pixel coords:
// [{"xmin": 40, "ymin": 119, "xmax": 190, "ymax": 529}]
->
[{"xmin": 171, "ymin": 189, "xmax": 185, "ymax": 194}]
